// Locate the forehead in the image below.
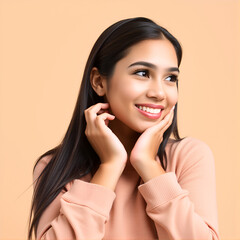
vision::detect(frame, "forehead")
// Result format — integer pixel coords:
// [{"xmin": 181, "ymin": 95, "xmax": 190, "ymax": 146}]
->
[{"xmin": 120, "ymin": 39, "xmax": 178, "ymax": 68}]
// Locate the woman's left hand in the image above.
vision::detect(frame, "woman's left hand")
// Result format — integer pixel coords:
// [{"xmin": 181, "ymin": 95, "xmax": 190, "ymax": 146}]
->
[{"xmin": 130, "ymin": 107, "xmax": 175, "ymax": 182}]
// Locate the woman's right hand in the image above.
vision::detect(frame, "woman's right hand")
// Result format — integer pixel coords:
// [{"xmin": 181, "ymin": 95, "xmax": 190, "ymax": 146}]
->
[
  {"xmin": 85, "ymin": 103, "xmax": 127, "ymax": 190},
  {"xmin": 84, "ymin": 103, "xmax": 127, "ymax": 189}
]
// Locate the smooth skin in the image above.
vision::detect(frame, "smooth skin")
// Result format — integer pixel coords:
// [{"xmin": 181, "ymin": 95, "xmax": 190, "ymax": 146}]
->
[{"xmin": 85, "ymin": 39, "xmax": 179, "ymax": 191}]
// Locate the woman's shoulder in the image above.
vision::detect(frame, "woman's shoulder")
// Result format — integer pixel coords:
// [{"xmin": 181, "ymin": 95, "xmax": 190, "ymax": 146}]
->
[
  {"xmin": 33, "ymin": 154, "xmax": 53, "ymax": 182},
  {"xmin": 167, "ymin": 136, "xmax": 212, "ymax": 153},
  {"xmin": 166, "ymin": 136, "xmax": 215, "ymax": 174},
  {"xmin": 32, "ymin": 154, "xmax": 92, "ymax": 187}
]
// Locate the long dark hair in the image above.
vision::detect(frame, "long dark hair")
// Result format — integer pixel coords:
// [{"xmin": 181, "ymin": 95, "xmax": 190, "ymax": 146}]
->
[{"xmin": 28, "ymin": 17, "xmax": 184, "ymax": 239}]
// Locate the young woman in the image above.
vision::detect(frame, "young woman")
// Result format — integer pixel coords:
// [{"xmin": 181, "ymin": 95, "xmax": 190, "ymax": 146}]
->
[{"xmin": 28, "ymin": 17, "xmax": 219, "ymax": 240}]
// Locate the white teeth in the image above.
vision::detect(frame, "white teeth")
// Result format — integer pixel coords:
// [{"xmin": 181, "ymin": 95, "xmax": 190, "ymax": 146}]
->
[{"xmin": 137, "ymin": 105, "xmax": 161, "ymax": 114}]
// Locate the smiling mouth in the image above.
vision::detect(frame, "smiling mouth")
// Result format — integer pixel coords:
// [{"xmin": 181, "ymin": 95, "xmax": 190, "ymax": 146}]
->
[
  {"xmin": 136, "ymin": 105, "xmax": 161, "ymax": 114},
  {"xmin": 135, "ymin": 104, "xmax": 164, "ymax": 119}
]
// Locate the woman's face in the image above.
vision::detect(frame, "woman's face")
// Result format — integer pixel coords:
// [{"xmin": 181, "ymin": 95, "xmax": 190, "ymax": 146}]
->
[{"xmin": 105, "ymin": 39, "xmax": 179, "ymax": 133}]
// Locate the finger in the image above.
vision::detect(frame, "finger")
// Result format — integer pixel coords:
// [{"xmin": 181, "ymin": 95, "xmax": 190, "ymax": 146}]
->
[
  {"xmin": 87, "ymin": 102, "xmax": 109, "ymax": 113},
  {"xmin": 162, "ymin": 106, "xmax": 174, "ymax": 120},
  {"xmin": 85, "ymin": 111, "xmax": 115, "ymax": 137},
  {"xmin": 85, "ymin": 103, "xmax": 109, "ymax": 123},
  {"xmin": 97, "ymin": 108, "xmax": 109, "ymax": 115},
  {"xmin": 97, "ymin": 112, "xmax": 114, "ymax": 126},
  {"xmin": 160, "ymin": 109, "xmax": 174, "ymax": 129},
  {"xmin": 163, "ymin": 107, "xmax": 175, "ymax": 123},
  {"xmin": 95, "ymin": 113, "xmax": 115, "ymax": 128},
  {"xmin": 161, "ymin": 111, "xmax": 174, "ymax": 133},
  {"xmin": 150, "ymin": 109, "xmax": 173, "ymax": 133},
  {"xmin": 96, "ymin": 112, "xmax": 115, "ymax": 121},
  {"xmin": 105, "ymin": 119, "xmax": 110, "ymax": 126}
]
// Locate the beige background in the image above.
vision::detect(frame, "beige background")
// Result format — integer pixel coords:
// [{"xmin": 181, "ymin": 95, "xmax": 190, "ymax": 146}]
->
[{"xmin": 0, "ymin": 0, "xmax": 239, "ymax": 239}]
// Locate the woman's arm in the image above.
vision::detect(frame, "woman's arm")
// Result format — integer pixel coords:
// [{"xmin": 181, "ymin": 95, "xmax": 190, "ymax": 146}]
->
[
  {"xmin": 138, "ymin": 137, "xmax": 219, "ymax": 240},
  {"xmin": 34, "ymin": 157, "xmax": 116, "ymax": 240},
  {"xmin": 34, "ymin": 103, "xmax": 127, "ymax": 239},
  {"xmin": 84, "ymin": 102, "xmax": 128, "ymax": 191}
]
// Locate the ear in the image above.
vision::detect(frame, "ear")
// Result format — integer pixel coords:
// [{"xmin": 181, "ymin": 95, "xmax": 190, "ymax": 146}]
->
[{"xmin": 90, "ymin": 67, "xmax": 107, "ymax": 96}]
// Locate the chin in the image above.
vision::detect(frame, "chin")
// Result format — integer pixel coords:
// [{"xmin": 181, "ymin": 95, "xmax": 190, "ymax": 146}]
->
[
  {"xmin": 130, "ymin": 123, "xmax": 157, "ymax": 133},
  {"xmin": 114, "ymin": 116, "xmax": 161, "ymax": 134}
]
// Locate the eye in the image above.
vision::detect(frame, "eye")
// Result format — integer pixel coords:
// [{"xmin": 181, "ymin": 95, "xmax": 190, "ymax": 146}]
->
[
  {"xmin": 133, "ymin": 69, "xmax": 150, "ymax": 78},
  {"xmin": 165, "ymin": 75, "xmax": 178, "ymax": 82}
]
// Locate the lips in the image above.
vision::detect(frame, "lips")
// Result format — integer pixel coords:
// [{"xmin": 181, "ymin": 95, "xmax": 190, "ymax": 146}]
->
[{"xmin": 135, "ymin": 104, "xmax": 164, "ymax": 119}]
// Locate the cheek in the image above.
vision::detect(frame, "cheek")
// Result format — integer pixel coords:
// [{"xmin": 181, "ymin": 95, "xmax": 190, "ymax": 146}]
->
[
  {"xmin": 105, "ymin": 79, "xmax": 129, "ymax": 114},
  {"xmin": 107, "ymin": 77, "xmax": 142, "ymax": 103},
  {"xmin": 165, "ymin": 87, "xmax": 178, "ymax": 107}
]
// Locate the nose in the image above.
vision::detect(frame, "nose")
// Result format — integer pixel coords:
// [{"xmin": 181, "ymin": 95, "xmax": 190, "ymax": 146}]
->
[{"xmin": 146, "ymin": 80, "xmax": 166, "ymax": 101}]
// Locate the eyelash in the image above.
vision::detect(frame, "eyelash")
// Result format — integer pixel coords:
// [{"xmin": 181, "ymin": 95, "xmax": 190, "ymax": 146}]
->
[
  {"xmin": 133, "ymin": 69, "xmax": 150, "ymax": 78},
  {"xmin": 165, "ymin": 75, "xmax": 179, "ymax": 83},
  {"xmin": 133, "ymin": 69, "xmax": 179, "ymax": 82}
]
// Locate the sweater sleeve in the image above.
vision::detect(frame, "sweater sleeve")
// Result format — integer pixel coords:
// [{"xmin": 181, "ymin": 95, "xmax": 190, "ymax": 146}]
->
[
  {"xmin": 138, "ymin": 137, "xmax": 219, "ymax": 240},
  {"xmin": 33, "ymin": 157, "xmax": 116, "ymax": 240}
]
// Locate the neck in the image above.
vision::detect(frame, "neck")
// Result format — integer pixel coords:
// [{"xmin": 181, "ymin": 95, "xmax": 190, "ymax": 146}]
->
[
  {"xmin": 109, "ymin": 118, "xmax": 140, "ymax": 154},
  {"xmin": 108, "ymin": 118, "xmax": 140, "ymax": 173}
]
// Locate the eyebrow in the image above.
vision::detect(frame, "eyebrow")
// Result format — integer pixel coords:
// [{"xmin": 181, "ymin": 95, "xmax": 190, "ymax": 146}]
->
[{"xmin": 128, "ymin": 61, "xmax": 180, "ymax": 73}]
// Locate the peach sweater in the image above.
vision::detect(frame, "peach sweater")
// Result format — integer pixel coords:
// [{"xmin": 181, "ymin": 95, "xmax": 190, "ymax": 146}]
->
[{"xmin": 33, "ymin": 137, "xmax": 219, "ymax": 240}]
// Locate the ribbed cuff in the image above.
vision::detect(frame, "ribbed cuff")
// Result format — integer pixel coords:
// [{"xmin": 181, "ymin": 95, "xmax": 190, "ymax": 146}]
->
[
  {"xmin": 138, "ymin": 172, "xmax": 188, "ymax": 210},
  {"xmin": 62, "ymin": 179, "xmax": 116, "ymax": 217}
]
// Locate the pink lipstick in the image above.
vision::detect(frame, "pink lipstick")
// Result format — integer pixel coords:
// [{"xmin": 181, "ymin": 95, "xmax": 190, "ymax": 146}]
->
[{"xmin": 135, "ymin": 104, "xmax": 164, "ymax": 119}]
